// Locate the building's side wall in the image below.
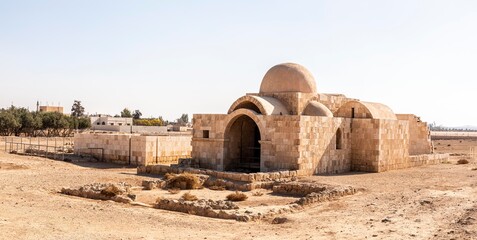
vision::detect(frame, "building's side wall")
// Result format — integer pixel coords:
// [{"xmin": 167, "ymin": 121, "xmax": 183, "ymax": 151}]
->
[
  {"xmin": 142, "ymin": 135, "xmax": 192, "ymax": 166},
  {"xmin": 90, "ymin": 125, "xmax": 168, "ymax": 133},
  {"xmin": 74, "ymin": 133, "xmax": 191, "ymax": 166},
  {"xmin": 39, "ymin": 106, "xmax": 64, "ymax": 113},
  {"xmin": 350, "ymin": 119, "xmax": 410, "ymax": 172},
  {"xmin": 191, "ymin": 114, "xmax": 228, "ymax": 170},
  {"xmin": 74, "ymin": 133, "xmax": 134, "ymax": 165},
  {"xmin": 375, "ymin": 119, "xmax": 410, "ymax": 172},
  {"xmin": 260, "ymin": 115, "xmax": 301, "ymax": 172},
  {"xmin": 350, "ymin": 119, "xmax": 380, "ymax": 172},
  {"xmin": 298, "ymin": 116, "xmax": 352, "ymax": 175},
  {"xmin": 396, "ymin": 114, "xmax": 432, "ymax": 155}
]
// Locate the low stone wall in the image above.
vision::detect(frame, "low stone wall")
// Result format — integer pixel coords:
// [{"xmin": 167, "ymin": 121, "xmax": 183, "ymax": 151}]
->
[
  {"xmin": 273, "ymin": 182, "xmax": 329, "ymax": 196},
  {"xmin": 138, "ymin": 165, "xmax": 298, "ymax": 183},
  {"xmin": 409, "ymin": 153, "xmax": 449, "ymax": 167},
  {"xmin": 273, "ymin": 182, "xmax": 358, "ymax": 198},
  {"xmin": 60, "ymin": 182, "xmax": 136, "ymax": 204},
  {"xmin": 295, "ymin": 186, "xmax": 359, "ymax": 206}
]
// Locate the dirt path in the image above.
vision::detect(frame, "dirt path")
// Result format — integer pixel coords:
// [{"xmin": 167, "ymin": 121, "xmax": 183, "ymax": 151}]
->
[{"xmin": 0, "ymin": 151, "xmax": 476, "ymax": 240}]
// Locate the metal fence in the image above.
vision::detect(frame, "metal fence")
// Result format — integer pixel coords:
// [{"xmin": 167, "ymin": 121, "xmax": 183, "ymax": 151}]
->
[{"xmin": 1, "ymin": 136, "xmax": 73, "ymax": 160}]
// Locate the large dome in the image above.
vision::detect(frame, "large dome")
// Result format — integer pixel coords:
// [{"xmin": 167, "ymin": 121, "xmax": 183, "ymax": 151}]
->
[{"xmin": 259, "ymin": 63, "xmax": 317, "ymax": 94}]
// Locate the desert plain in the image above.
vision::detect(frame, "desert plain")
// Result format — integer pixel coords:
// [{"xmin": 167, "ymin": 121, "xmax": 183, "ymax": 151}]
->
[{"xmin": 0, "ymin": 138, "xmax": 476, "ymax": 240}]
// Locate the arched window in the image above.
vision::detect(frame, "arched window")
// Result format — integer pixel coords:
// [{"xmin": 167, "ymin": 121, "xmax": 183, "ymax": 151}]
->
[{"xmin": 336, "ymin": 128, "xmax": 343, "ymax": 150}]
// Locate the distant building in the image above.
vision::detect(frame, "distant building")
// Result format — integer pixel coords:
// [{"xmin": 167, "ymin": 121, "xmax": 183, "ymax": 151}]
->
[
  {"xmin": 89, "ymin": 115, "xmax": 167, "ymax": 134},
  {"xmin": 90, "ymin": 115, "xmax": 133, "ymax": 127},
  {"xmin": 39, "ymin": 106, "xmax": 64, "ymax": 114}
]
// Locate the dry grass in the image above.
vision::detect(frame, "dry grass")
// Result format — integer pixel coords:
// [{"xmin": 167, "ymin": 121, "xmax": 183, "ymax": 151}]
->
[
  {"xmin": 100, "ymin": 185, "xmax": 121, "ymax": 197},
  {"xmin": 168, "ymin": 188, "xmax": 181, "ymax": 194},
  {"xmin": 180, "ymin": 192, "xmax": 198, "ymax": 201},
  {"xmin": 165, "ymin": 173, "xmax": 203, "ymax": 190},
  {"xmin": 457, "ymin": 159, "xmax": 470, "ymax": 165},
  {"xmin": 252, "ymin": 190, "xmax": 264, "ymax": 196},
  {"xmin": 209, "ymin": 185, "xmax": 226, "ymax": 191},
  {"xmin": 226, "ymin": 191, "xmax": 248, "ymax": 202}
]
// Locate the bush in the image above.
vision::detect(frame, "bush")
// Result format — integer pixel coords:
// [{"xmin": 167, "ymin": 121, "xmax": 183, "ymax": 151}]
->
[
  {"xmin": 181, "ymin": 192, "xmax": 198, "ymax": 201},
  {"xmin": 457, "ymin": 159, "xmax": 469, "ymax": 165},
  {"xmin": 165, "ymin": 173, "xmax": 203, "ymax": 190},
  {"xmin": 100, "ymin": 184, "xmax": 122, "ymax": 197},
  {"xmin": 252, "ymin": 190, "xmax": 264, "ymax": 196},
  {"xmin": 226, "ymin": 191, "xmax": 248, "ymax": 202}
]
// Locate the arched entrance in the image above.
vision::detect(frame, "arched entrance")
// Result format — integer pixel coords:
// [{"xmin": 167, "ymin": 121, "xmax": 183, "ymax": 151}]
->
[{"xmin": 225, "ymin": 115, "xmax": 261, "ymax": 173}]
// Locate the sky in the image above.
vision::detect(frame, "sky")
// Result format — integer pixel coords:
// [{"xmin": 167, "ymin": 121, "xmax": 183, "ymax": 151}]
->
[{"xmin": 0, "ymin": 0, "xmax": 476, "ymax": 127}]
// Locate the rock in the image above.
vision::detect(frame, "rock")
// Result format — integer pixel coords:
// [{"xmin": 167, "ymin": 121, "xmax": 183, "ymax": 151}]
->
[
  {"xmin": 272, "ymin": 217, "xmax": 288, "ymax": 224},
  {"xmin": 419, "ymin": 200, "xmax": 432, "ymax": 205}
]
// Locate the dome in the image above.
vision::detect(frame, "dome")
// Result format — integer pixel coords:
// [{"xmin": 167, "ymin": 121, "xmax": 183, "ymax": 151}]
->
[
  {"xmin": 302, "ymin": 101, "xmax": 333, "ymax": 117},
  {"xmin": 259, "ymin": 63, "xmax": 317, "ymax": 94}
]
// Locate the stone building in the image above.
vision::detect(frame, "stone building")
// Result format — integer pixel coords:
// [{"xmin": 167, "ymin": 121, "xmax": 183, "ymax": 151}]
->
[
  {"xmin": 191, "ymin": 63, "xmax": 447, "ymax": 175},
  {"xmin": 39, "ymin": 105, "xmax": 64, "ymax": 114},
  {"xmin": 74, "ymin": 133, "xmax": 191, "ymax": 166},
  {"xmin": 91, "ymin": 115, "xmax": 133, "ymax": 127}
]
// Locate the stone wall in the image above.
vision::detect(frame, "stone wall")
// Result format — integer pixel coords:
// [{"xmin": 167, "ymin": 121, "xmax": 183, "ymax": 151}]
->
[
  {"xmin": 192, "ymin": 112, "xmax": 354, "ymax": 175},
  {"xmin": 298, "ymin": 116, "xmax": 352, "ymax": 175},
  {"xmin": 408, "ymin": 153, "xmax": 449, "ymax": 167},
  {"xmin": 350, "ymin": 119, "xmax": 410, "ymax": 172},
  {"xmin": 350, "ymin": 119, "xmax": 381, "ymax": 172},
  {"xmin": 375, "ymin": 119, "xmax": 410, "ymax": 172},
  {"xmin": 192, "ymin": 113, "xmax": 449, "ymax": 175},
  {"xmin": 74, "ymin": 133, "xmax": 191, "ymax": 166},
  {"xmin": 396, "ymin": 114, "xmax": 432, "ymax": 155}
]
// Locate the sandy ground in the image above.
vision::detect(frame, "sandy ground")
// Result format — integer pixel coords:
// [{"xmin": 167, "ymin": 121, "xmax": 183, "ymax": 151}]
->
[{"xmin": 0, "ymin": 140, "xmax": 476, "ymax": 240}]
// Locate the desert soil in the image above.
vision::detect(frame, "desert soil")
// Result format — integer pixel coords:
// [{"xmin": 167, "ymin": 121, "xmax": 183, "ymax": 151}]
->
[{"xmin": 0, "ymin": 139, "xmax": 476, "ymax": 240}]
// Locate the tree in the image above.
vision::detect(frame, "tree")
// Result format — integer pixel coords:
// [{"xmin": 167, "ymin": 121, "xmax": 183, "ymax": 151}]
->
[
  {"xmin": 120, "ymin": 108, "xmax": 132, "ymax": 118},
  {"xmin": 0, "ymin": 109, "xmax": 20, "ymax": 136},
  {"xmin": 177, "ymin": 113, "xmax": 189, "ymax": 126},
  {"xmin": 71, "ymin": 100, "xmax": 85, "ymax": 117},
  {"xmin": 132, "ymin": 110, "xmax": 142, "ymax": 119}
]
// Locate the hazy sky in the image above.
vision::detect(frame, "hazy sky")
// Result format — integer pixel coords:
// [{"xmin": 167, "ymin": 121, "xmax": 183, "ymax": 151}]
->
[{"xmin": 1, "ymin": 1, "xmax": 476, "ymax": 126}]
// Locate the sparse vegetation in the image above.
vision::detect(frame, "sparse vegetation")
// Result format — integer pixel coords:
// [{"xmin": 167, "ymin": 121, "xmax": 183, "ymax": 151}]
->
[
  {"xmin": 457, "ymin": 159, "xmax": 469, "ymax": 165},
  {"xmin": 180, "ymin": 192, "xmax": 198, "ymax": 201},
  {"xmin": 165, "ymin": 173, "xmax": 203, "ymax": 190},
  {"xmin": 100, "ymin": 184, "xmax": 123, "ymax": 197},
  {"xmin": 252, "ymin": 190, "xmax": 264, "ymax": 196},
  {"xmin": 226, "ymin": 191, "xmax": 248, "ymax": 202},
  {"xmin": 133, "ymin": 117, "xmax": 166, "ymax": 126}
]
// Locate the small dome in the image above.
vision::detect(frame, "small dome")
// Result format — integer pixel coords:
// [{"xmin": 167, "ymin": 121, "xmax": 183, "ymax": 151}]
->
[
  {"xmin": 302, "ymin": 101, "xmax": 333, "ymax": 117},
  {"xmin": 259, "ymin": 63, "xmax": 317, "ymax": 94}
]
